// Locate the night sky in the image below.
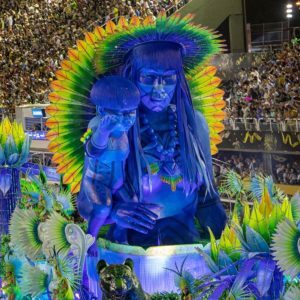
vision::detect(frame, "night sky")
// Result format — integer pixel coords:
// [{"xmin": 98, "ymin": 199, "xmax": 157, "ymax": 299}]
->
[{"xmin": 246, "ymin": 0, "xmax": 300, "ymax": 26}]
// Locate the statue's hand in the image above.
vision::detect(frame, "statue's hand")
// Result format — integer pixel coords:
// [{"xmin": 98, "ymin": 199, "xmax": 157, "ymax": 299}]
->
[
  {"xmin": 98, "ymin": 115, "xmax": 119, "ymax": 134},
  {"xmin": 91, "ymin": 115, "xmax": 120, "ymax": 148},
  {"xmin": 111, "ymin": 203, "xmax": 159, "ymax": 234}
]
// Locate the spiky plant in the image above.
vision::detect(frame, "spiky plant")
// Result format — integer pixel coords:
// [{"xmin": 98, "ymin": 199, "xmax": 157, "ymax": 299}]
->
[
  {"xmin": 249, "ymin": 174, "xmax": 285, "ymax": 204},
  {"xmin": 219, "ymin": 224, "xmax": 241, "ymax": 261},
  {"xmin": 271, "ymin": 219, "xmax": 300, "ymax": 279},
  {"xmin": 220, "ymin": 170, "xmax": 248, "ymax": 217},
  {"xmin": 21, "ymin": 168, "xmax": 75, "ymax": 218},
  {"xmin": 19, "ymin": 264, "xmax": 50, "ymax": 299},
  {"xmin": 55, "ymin": 189, "xmax": 75, "ymax": 216},
  {"xmin": 165, "ymin": 256, "xmax": 196, "ymax": 296},
  {"xmin": 195, "ymin": 258, "xmax": 258, "ymax": 299},
  {"xmin": 9, "ymin": 207, "xmax": 43, "ymax": 260},
  {"xmin": 221, "ymin": 170, "xmax": 247, "ymax": 199},
  {"xmin": 48, "ymin": 247, "xmax": 80, "ymax": 299},
  {"xmin": 43, "ymin": 212, "xmax": 71, "ymax": 255},
  {"xmin": 0, "ymin": 117, "xmax": 31, "ymax": 167}
]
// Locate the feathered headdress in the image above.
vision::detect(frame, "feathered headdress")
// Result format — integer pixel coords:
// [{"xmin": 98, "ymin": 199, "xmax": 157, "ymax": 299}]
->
[
  {"xmin": 46, "ymin": 14, "xmax": 226, "ymax": 193},
  {"xmin": 94, "ymin": 14, "xmax": 225, "ymax": 74}
]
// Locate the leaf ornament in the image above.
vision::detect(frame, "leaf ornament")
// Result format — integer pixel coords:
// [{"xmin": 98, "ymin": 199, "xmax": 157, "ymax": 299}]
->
[
  {"xmin": 43, "ymin": 212, "xmax": 71, "ymax": 255},
  {"xmin": 9, "ymin": 207, "xmax": 43, "ymax": 260},
  {"xmin": 271, "ymin": 219, "xmax": 300, "ymax": 279},
  {"xmin": 19, "ymin": 264, "xmax": 49, "ymax": 298},
  {"xmin": 46, "ymin": 14, "xmax": 225, "ymax": 193}
]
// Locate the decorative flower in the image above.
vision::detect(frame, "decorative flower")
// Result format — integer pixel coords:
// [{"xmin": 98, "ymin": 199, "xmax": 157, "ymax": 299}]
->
[
  {"xmin": 271, "ymin": 219, "xmax": 300, "ymax": 279},
  {"xmin": 0, "ymin": 118, "xmax": 31, "ymax": 167}
]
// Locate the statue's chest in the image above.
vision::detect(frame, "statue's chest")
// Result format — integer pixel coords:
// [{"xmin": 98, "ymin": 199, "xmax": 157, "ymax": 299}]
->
[{"xmin": 140, "ymin": 128, "xmax": 182, "ymax": 192}]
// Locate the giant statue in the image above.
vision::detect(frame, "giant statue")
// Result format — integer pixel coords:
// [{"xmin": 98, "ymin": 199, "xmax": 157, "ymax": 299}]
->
[{"xmin": 46, "ymin": 13, "xmax": 227, "ymax": 292}]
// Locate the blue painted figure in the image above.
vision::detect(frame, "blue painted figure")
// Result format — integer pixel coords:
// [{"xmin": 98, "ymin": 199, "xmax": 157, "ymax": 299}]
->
[
  {"xmin": 77, "ymin": 76, "xmax": 140, "ymax": 255},
  {"xmin": 104, "ymin": 42, "xmax": 227, "ymax": 247},
  {"xmin": 50, "ymin": 15, "xmax": 227, "ymax": 250}
]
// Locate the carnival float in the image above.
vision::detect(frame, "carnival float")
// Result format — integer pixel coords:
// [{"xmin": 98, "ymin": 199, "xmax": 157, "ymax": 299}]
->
[{"xmin": 0, "ymin": 14, "xmax": 300, "ymax": 300}]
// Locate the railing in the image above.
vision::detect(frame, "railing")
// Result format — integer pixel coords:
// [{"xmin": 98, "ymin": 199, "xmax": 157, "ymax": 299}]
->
[
  {"xmin": 250, "ymin": 21, "xmax": 291, "ymax": 52},
  {"xmin": 224, "ymin": 118, "xmax": 300, "ymax": 132}
]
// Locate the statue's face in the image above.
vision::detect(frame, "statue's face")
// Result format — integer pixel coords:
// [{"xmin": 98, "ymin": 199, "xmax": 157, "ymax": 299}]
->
[{"xmin": 137, "ymin": 68, "xmax": 177, "ymax": 112}]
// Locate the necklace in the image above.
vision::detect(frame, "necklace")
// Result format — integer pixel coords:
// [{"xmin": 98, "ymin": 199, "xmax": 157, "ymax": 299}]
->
[{"xmin": 140, "ymin": 105, "xmax": 183, "ymax": 191}]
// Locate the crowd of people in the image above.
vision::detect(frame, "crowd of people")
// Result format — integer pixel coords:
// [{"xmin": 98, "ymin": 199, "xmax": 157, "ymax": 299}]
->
[
  {"xmin": 223, "ymin": 44, "xmax": 300, "ymax": 123},
  {"xmin": 274, "ymin": 160, "xmax": 300, "ymax": 185},
  {"xmin": 214, "ymin": 152, "xmax": 300, "ymax": 186},
  {"xmin": 0, "ymin": 0, "xmax": 186, "ymax": 113},
  {"xmin": 213, "ymin": 152, "xmax": 264, "ymax": 187}
]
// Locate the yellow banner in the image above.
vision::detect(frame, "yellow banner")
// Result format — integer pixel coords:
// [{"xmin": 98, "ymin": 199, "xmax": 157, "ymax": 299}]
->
[
  {"xmin": 243, "ymin": 132, "xmax": 262, "ymax": 144},
  {"xmin": 281, "ymin": 133, "xmax": 300, "ymax": 148}
]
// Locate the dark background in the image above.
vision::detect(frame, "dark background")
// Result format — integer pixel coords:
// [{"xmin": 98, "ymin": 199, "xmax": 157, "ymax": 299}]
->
[{"xmin": 246, "ymin": 0, "xmax": 300, "ymax": 26}]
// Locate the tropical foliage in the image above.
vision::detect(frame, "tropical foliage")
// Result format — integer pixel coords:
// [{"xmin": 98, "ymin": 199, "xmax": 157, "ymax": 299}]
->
[
  {"xmin": 1, "ymin": 169, "xmax": 84, "ymax": 299},
  {"xmin": 0, "ymin": 117, "xmax": 30, "ymax": 167},
  {"xmin": 192, "ymin": 172, "xmax": 300, "ymax": 299}
]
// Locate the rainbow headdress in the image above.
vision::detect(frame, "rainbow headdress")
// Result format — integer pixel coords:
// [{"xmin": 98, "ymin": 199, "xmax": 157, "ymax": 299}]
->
[{"xmin": 46, "ymin": 14, "xmax": 226, "ymax": 194}]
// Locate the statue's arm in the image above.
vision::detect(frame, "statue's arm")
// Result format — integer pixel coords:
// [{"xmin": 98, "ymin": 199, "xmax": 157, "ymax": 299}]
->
[
  {"xmin": 194, "ymin": 111, "xmax": 227, "ymax": 238},
  {"xmin": 84, "ymin": 115, "xmax": 110, "ymax": 158}
]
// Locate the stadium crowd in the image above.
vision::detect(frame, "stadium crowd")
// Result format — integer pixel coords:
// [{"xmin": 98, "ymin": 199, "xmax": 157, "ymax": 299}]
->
[
  {"xmin": 214, "ymin": 153, "xmax": 264, "ymax": 180},
  {"xmin": 223, "ymin": 44, "xmax": 300, "ymax": 122},
  {"xmin": 0, "ymin": 0, "xmax": 187, "ymax": 112},
  {"xmin": 274, "ymin": 160, "xmax": 300, "ymax": 185},
  {"xmin": 214, "ymin": 153, "xmax": 300, "ymax": 186}
]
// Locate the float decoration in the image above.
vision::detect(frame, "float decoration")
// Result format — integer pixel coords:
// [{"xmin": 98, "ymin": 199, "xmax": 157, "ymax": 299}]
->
[
  {"xmin": 1, "ymin": 170, "xmax": 93, "ymax": 299},
  {"xmin": 0, "ymin": 118, "xmax": 31, "ymax": 235},
  {"xmin": 196, "ymin": 171, "xmax": 300, "ymax": 299}
]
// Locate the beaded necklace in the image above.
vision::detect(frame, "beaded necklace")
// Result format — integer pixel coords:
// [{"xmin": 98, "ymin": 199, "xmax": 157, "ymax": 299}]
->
[{"xmin": 140, "ymin": 105, "xmax": 183, "ymax": 191}]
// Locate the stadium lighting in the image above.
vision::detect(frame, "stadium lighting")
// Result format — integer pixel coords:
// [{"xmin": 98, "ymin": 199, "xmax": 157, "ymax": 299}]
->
[
  {"xmin": 286, "ymin": 4, "xmax": 293, "ymax": 9},
  {"xmin": 286, "ymin": 13, "xmax": 293, "ymax": 18},
  {"xmin": 286, "ymin": 8, "xmax": 293, "ymax": 13}
]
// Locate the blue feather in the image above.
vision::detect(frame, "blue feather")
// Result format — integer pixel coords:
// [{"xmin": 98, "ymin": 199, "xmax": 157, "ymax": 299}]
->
[{"xmin": 255, "ymin": 257, "xmax": 276, "ymax": 297}]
